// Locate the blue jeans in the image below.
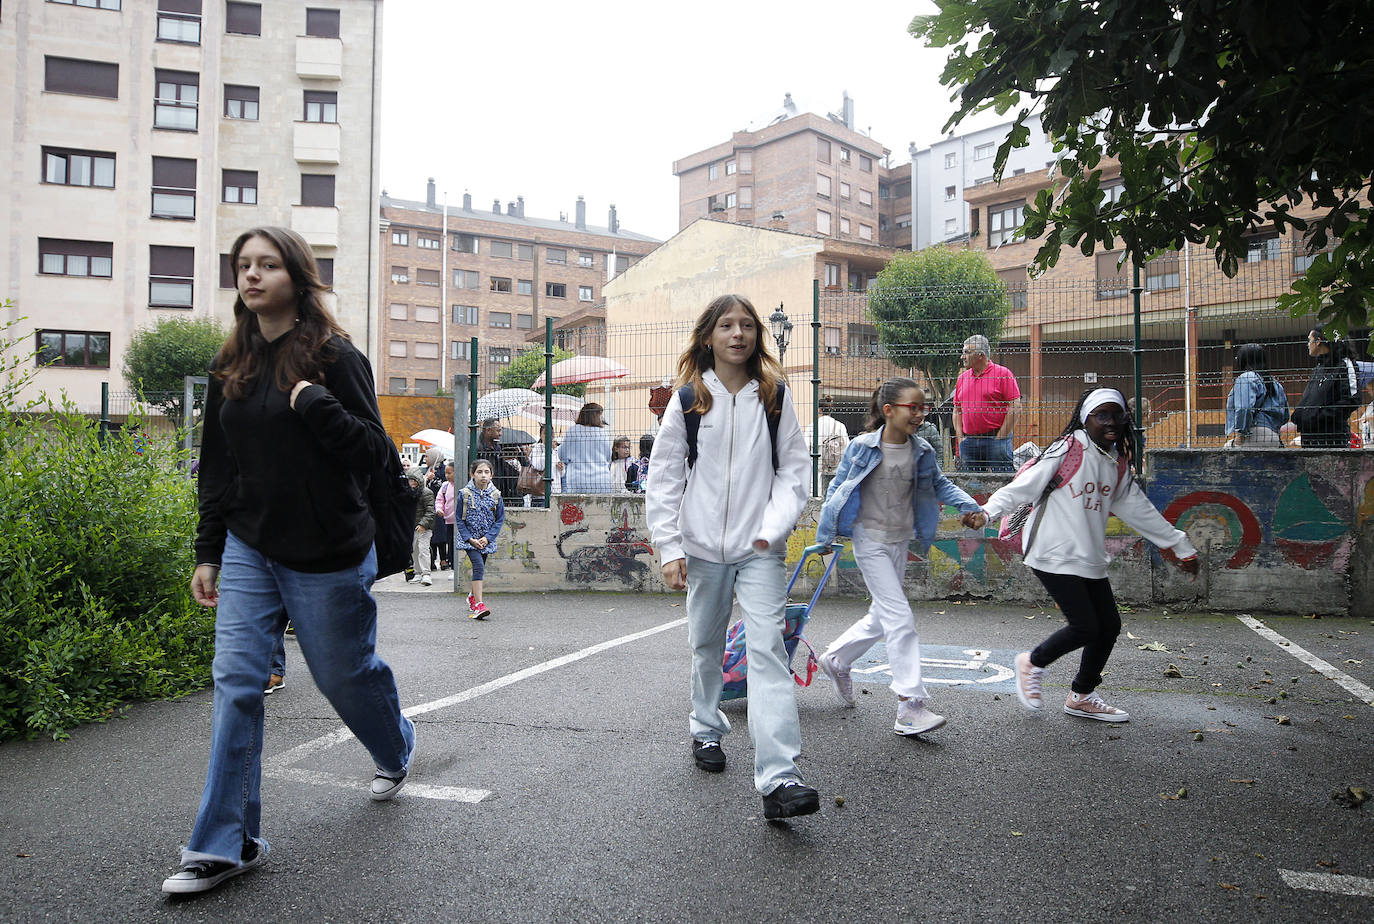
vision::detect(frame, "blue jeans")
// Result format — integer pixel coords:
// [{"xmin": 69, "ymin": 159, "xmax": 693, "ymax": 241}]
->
[
  {"xmin": 959, "ymin": 435, "xmax": 1014, "ymax": 472},
  {"xmin": 270, "ymin": 631, "xmax": 286, "ymax": 678},
  {"xmin": 182, "ymin": 533, "xmax": 415, "ymax": 866},
  {"xmin": 685, "ymin": 552, "xmax": 803, "ymax": 794}
]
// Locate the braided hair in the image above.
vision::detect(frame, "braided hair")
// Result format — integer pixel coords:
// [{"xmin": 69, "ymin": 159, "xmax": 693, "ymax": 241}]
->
[{"xmin": 1063, "ymin": 388, "xmax": 1138, "ymax": 464}]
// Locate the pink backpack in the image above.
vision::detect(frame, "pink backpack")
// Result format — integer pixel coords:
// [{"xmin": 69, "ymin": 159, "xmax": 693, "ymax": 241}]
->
[{"xmin": 998, "ymin": 437, "xmax": 1129, "ymax": 552}]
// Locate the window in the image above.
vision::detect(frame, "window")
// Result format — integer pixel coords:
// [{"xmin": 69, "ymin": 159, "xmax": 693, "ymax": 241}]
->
[
  {"xmin": 615, "ymin": 254, "xmax": 630, "ymax": 275},
  {"xmin": 578, "ymin": 285, "xmax": 593, "ymax": 302},
  {"xmin": 1145, "ymin": 253, "xmax": 1180, "ymax": 291},
  {"xmin": 36, "ymin": 330, "xmax": 111, "ymax": 369},
  {"xmin": 417, "ymin": 233, "xmax": 440, "ymax": 250},
  {"xmin": 154, "ymin": 69, "xmax": 199, "ymax": 131},
  {"xmin": 1013, "ymin": 168, "xmax": 1025, "ymax": 176},
  {"xmin": 988, "ymin": 200, "xmax": 1025, "ymax": 246},
  {"xmin": 1293, "ymin": 234, "xmax": 1335, "ymax": 273},
  {"xmin": 739, "ymin": 151, "xmax": 753, "ymax": 173},
  {"xmin": 879, "ymin": 182, "xmax": 891, "ymax": 200},
  {"xmin": 300, "ymin": 173, "xmax": 335, "ymax": 207},
  {"xmin": 388, "ymin": 340, "xmax": 407, "ymax": 358},
  {"xmin": 858, "ymin": 224, "xmax": 873, "ymax": 241},
  {"xmin": 490, "ymin": 240, "xmax": 513, "ymax": 259},
  {"xmin": 848, "ymin": 324, "xmax": 883, "ymax": 357},
  {"xmin": 1245, "ymin": 230, "xmax": 1281, "ymax": 263},
  {"xmin": 414, "ymin": 378, "xmax": 438, "ymax": 396},
  {"xmin": 452, "ymin": 233, "xmax": 479, "ymax": 253},
  {"xmin": 823, "ymin": 326, "xmax": 841, "ymax": 355},
  {"xmin": 944, "ymin": 152, "xmax": 957, "ymax": 169},
  {"xmin": 43, "ymin": 147, "xmax": 115, "ymax": 188},
  {"xmin": 997, "ymin": 267, "xmax": 1028, "ymax": 310},
  {"xmin": 816, "ymin": 210, "xmax": 832, "ymax": 234},
  {"xmin": 453, "ymin": 269, "xmax": 479, "ymax": 288},
  {"xmin": 725, "ymin": 160, "xmax": 736, "ymax": 176},
  {"xmin": 839, "ymin": 217, "xmax": 851, "ymax": 234},
  {"xmin": 388, "ymin": 377, "xmax": 407, "ymax": 394},
  {"xmin": 546, "ymin": 282, "xmax": 566, "ymax": 298},
  {"xmin": 451, "ymin": 340, "xmax": 471, "ymax": 360},
  {"xmin": 545, "ymin": 247, "xmax": 567, "ymax": 265},
  {"xmin": 219, "ymin": 253, "xmax": 235, "ymax": 287},
  {"xmin": 859, "ymin": 154, "xmax": 873, "ymax": 173},
  {"xmin": 896, "ymin": 214, "xmax": 912, "ymax": 230},
  {"xmin": 974, "ymin": 176, "xmax": 994, "ymax": 186},
  {"xmin": 1095, "ymin": 251, "xmax": 1128, "ymax": 299},
  {"xmin": 708, "ymin": 163, "xmax": 719, "ymax": 181},
  {"xmin": 416, "ymin": 268, "xmax": 440, "ymax": 287},
  {"xmin": 453, "ymin": 304, "xmax": 478, "ymax": 325},
  {"xmin": 221, "ymin": 169, "xmax": 257, "ymax": 204},
  {"xmin": 224, "ymin": 84, "xmax": 259, "ymax": 119},
  {"xmin": 49, "ymin": 0, "xmax": 121, "ymax": 7},
  {"xmin": 944, "ymin": 218, "xmax": 958, "ymax": 234},
  {"xmin": 708, "ymin": 194, "xmax": 729, "ymax": 212},
  {"xmin": 739, "ymin": 186, "xmax": 752, "ymax": 208},
  {"xmin": 316, "ymin": 258, "xmax": 333, "ymax": 286},
  {"xmin": 303, "ymin": 90, "xmax": 337, "ymax": 123},
  {"xmin": 578, "ymin": 251, "xmax": 594, "ymax": 268},
  {"xmin": 305, "ymin": 7, "xmax": 340, "ymax": 37},
  {"xmin": 725, "ymin": 192, "xmax": 737, "ymax": 208},
  {"xmin": 389, "ymin": 303, "xmax": 408, "ymax": 320},
  {"xmin": 848, "ymin": 271, "xmax": 866, "ymax": 292},
  {"xmin": 39, "ymin": 238, "xmax": 113, "ymax": 278},
  {"xmin": 517, "ymin": 279, "xmax": 533, "ymax": 295},
  {"xmin": 839, "ymin": 147, "xmax": 850, "ymax": 164},
  {"xmin": 415, "ymin": 341, "xmax": 439, "ymax": 359},
  {"xmin": 944, "ymin": 185, "xmax": 956, "ymax": 201},
  {"xmin": 390, "ymin": 265, "xmax": 408, "ymax": 284},
  {"xmin": 157, "ymin": 0, "xmax": 202, "ymax": 45},
  {"xmin": 817, "ymin": 174, "xmax": 831, "ymax": 198},
  {"xmin": 45, "ymin": 56, "xmax": 119, "ymax": 99},
  {"xmin": 894, "ymin": 181, "xmax": 910, "ymax": 198},
  {"xmin": 489, "ymin": 347, "xmax": 512, "ymax": 365},
  {"xmin": 391, "ymin": 229, "xmax": 408, "ymax": 245},
  {"xmin": 147, "ymin": 245, "xmax": 194, "ymax": 308},
  {"xmin": 973, "ymin": 142, "xmax": 994, "ymax": 161},
  {"xmin": 818, "ymin": 138, "xmax": 831, "ymax": 164},
  {"xmin": 225, "ymin": 2, "xmax": 261, "ymax": 35},
  {"xmin": 839, "ymin": 182, "xmax": 851, "ymax": 200},
  {"xmin": 517, "ymin": 314, "xmax": 533, "ymax": 330},
  {"xmin": 517, "ymin": 243, "xmax": 533, "ymax": 261},
  {"xmin": 490, "ymin": 276, "xmax": 511, "ymax": 293},
  {"xmin": 858, "ymin": 189, "xmax": 873, "ymax": 208},
  {"xmin": 151, "ymin": 156, "xmax": 196, "ymax": 218},
  {"xmin": 824, "ymin": 263, "xmax": 840, "ymax": 287}
]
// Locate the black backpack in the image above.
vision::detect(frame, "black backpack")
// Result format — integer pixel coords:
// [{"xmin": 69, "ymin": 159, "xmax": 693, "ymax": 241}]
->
[
  {"xmin": 368, "ymin": 448, "xmax": 414, "ymax": 579},
  {"xmin": 678, "ymin": 381, "xmax": 785, "ymax": 472}
]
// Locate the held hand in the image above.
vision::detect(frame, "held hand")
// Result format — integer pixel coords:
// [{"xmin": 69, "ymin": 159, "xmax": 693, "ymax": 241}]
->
[
  {"xmin": 962, "ymin": 511, "xmax": 988, "ymax": 530},
  {"xmin": 289, "ymin": 379, "xmax": 313, "ymax": 409},
  {"xmin": 191, "ymin": 564, "xmax": 220, "ymax": 607},
  {"xmin": 662, "ymin": 559, "xmax": 687, "ymax": 590}
]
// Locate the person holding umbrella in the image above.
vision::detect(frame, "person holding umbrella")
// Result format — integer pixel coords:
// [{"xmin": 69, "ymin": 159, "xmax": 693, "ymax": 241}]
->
[
  {"xmin": 559, "ymin": 403, "xmax": 613, "ymax": 493},
  {"xmin": 476, "ymin": 418, "xmax": 522, "ymax": 504}
]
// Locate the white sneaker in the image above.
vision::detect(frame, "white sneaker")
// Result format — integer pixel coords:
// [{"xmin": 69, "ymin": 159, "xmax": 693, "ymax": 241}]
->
[
  {"xmin": 1014, "ymin": 652, "xmax": 1045, "ymax": 711},
  {"xmin": 894, "ymin": 698, "xmax": 946, "ymax": 736},
  {"xmin": 819, "ymin": 652, "xmax": 855, "ymax": 707},
  {"xmin": 406, "ymin": 576, "xmax": 421, "ymax": 584},
  {"xmin": 421, "ymin": 575, "xmax": 432, "ymax": 586},
  {"xmin": 1064, "ymin": 691, "xmax": 1130, "ymax": 722}
]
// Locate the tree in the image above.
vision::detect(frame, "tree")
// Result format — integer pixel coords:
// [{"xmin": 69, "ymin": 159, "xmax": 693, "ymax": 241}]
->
[
  {"xmin": 122, "ymin": 317, "xmax": 225, "ymax": 422},
  {"xmin": 912, "ymin": 0, "xmax": 1374, "ymax": 333},
  {"xmin": 867, "ymin": 247, "xmax": 1010, "ymax": 400},
  {"xmin": 494, "ymin": 346, "xmax": 586, "ymax": 398}
]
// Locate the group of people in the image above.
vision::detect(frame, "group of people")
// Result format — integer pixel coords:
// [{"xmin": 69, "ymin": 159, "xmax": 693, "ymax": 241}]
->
[
  {"xmin": 471, "ymin": 412, "xmax": 654, "ymax": 503},
  {"xmin": 1225, "ymin": 330, "xmax": 1371, "ymax": 449}
]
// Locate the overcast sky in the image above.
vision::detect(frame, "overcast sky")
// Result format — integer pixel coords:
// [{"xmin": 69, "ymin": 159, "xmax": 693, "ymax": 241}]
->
[{"xmin": 379, "ymin": 0, "xmax": 1002, "ymax": 242}]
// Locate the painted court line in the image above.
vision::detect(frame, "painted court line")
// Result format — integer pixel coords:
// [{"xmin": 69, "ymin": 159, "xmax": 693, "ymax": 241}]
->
[
  {"xmin": 1236, "ymin": 616, "xmax": 1374, "ymax": 707},
  {"xmin": 1279, "ymin": 869, "xmax": 1374, "ymax": 898},
  {"xmin": 264, "ymin": 617, "xmax": 688, "ymax": 801}
]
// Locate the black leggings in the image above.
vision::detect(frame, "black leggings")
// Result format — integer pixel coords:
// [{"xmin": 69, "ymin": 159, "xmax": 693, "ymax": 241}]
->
[{"xmin": 1029, "ymin": 569, "xmax": 1122, "ymax": 695}]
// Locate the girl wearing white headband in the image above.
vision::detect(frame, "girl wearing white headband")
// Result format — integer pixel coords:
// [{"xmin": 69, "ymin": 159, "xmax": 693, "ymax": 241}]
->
[{"xmin": 973, "ymin": 388, "xmax": 1199, "ymax": 722}]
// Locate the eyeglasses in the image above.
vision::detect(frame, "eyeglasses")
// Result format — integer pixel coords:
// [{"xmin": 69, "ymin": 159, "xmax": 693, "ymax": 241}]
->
[
  {"xmin": 1088, "ymin": 410, "xmax": 1127, "ymax": 425},
  {"xmin": 888, "ymin": 403, "xmax": 927, "ymax": 412}
]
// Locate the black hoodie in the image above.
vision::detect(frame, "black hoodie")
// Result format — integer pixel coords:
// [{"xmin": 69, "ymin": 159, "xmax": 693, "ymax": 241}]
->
[{"xmin": 195, "ymin": 334, "xmax": 393, "ymax": 572}]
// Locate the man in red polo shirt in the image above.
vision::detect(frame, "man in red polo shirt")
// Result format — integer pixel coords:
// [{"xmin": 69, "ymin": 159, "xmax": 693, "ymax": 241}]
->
[{"xmin": 953, "ymin": 334, "xmax": 1020, "ymax": 472}]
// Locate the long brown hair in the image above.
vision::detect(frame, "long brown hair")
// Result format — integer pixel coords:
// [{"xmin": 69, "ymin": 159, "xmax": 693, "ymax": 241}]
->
[
  {"xmin": 863, "ymin": 377, "xmax": 923, "ymax": 433},
  {"xmin": 673, "ymin": 294, "xmax": 785, "ymax": 416},
  {"xmin": 215, "ymin": 226, "xmax": 347, "ymax": 400}
]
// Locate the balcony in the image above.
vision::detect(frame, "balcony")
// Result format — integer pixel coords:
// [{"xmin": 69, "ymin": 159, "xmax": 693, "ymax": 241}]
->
[
  {"xmin": 291, "ymin": 205, "xmax": 339, "ymax": 248},
  {"xmin": 293, "ymin": 121, "xmax": 341, "ymax": 164},
  {"xmin": 296, "ymin": 36, "xmax": 342, "ymax": 80}
]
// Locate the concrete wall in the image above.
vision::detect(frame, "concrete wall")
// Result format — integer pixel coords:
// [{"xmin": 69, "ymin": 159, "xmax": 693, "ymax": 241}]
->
[{"xmin": 462, "ymin": 449, "xmax": 1374, "ymax": 616}]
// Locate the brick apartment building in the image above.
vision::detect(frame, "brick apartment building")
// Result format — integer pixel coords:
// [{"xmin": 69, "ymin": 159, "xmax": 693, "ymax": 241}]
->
[
  {"xmin": 378, "ymin": 182, "xmax": 658, "ymax": 396},
  {"xmin": 674, "ymin": 94, "xmax": 914, "ymax": 250}
]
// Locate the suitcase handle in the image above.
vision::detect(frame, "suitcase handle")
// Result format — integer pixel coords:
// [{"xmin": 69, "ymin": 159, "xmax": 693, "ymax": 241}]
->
[{"xmin": 785, "ymin": 543, "xmax": 841, "ymax": 613}]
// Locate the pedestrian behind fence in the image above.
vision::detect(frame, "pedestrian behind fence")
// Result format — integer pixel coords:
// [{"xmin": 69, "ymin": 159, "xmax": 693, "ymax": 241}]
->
[
  {"xmin": 953, "ymin": 334, "xmax": 1021, "ymax": 472},
  {"xmin": 433, "ymin": 461, "xmax": 457, "ymax": 569},
  {"xmin": 456, "ymin": 458, "xmax": 504, "ymax": 620},
  {"xmin": 1225, "ymin": 343, "xmax": 1289, "ymax": 448}
]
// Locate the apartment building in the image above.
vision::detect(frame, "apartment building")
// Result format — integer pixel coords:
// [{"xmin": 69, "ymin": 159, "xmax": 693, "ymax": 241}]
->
[
  {"xmin": 674, "ymin": 95, "xmax": 912, "ymax": 250},
  {"xmin": 379, "ymin": 182, "xmax": 658, "ymax": 396},
  {"xmin": 0, "ymin": 0, "xmax": 382, "ymax": 411}
]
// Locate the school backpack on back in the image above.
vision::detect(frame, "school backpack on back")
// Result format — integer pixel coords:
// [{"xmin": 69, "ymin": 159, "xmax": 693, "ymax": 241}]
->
[
  {"xmin": 368, "ymin": 447, "xmax": 414, "ymax": 580},
  {"xmin": 678, "ymin": 381, "xmax": 786, "ymax": 472},
  {"xmin": 997, "ymin": 437, "xmax": 1128, "ymax": 553},
  {"xmin": 820, "ymin": 433, "xmax": 845, "ymax": 474}
]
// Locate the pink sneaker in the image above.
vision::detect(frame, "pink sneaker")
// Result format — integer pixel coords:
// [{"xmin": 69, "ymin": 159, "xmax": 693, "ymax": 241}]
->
[
  {"xmin": 1014, "ymin": 652, "xmax": 1044, "ymax": 711},
  {"xmin": 1064, "ymin": 691, "xmax": 1129, "ymax": 722},
  {"xmin": 471, "ymin": 601, "xmax": 490, "ymax": 620}
]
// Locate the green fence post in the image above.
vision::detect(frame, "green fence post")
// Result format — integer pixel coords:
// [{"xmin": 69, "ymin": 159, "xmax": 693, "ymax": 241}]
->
[
  {"xmin": 544, "ymin": 317, "xmax": 554, "ymax": 508},
  {"xmin": 811, "ymin": 279, "xmax": 821, "ymax": 496},
  {"xmin": 1131, "ymin": 260, "xmax": 1144, "ymax": 476},
  {"xmin": 468, "ymin": 336, "xmax": 479, "ymax": 467},
  {"xmin": 99, "ymin": 382, "xmax": 110, "ymax": 448}
]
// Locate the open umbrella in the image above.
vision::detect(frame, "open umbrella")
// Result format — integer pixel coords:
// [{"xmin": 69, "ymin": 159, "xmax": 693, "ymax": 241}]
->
[
  {"xmin": 531, "ymin": 356, "xmax": 629, "ymax": 388},
  {"xmin": 409, "ymin": 429, "xmax": 455, "ymax": 458},
  {"xmin": 475, "ymin": 387, "xmax": 541, "ymax": 420},
  {"xmin": 519, "ymin": 393, "xmax": 584, "ymax": 425},
  {"xmin": 499, "ymin": 427, "xmax": 536, "ymax": 446}
]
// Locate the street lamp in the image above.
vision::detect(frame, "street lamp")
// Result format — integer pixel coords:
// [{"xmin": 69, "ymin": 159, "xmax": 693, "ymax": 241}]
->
[{"xmin": 769, "ymin": 303, "xmax": 793, "ymax": 361}]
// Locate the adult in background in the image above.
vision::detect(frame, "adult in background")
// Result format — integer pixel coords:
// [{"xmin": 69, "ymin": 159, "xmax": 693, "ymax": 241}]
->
[
  {"xmin": 1289, "ymin": 329, "xmax": 1359, "ymax": 448},
  {"xmin": 476, "ymin": 418, "xmax": 521, "ymax": 503},
  {"xmin": 803, "ymin": 396, "xmax": 851, "ymax": 495},
  {"xmin": 163, "ymin": 226, "xmax": 414, "ymax": 896},
  {"xmin": 559, "ymin": 402, "xmax": 612, "ymax": 493},
  {"xmin": 952, "ymin": 334, "xmax": 1021, "ymax": 472},
  {"xmin": 1225, "ymin": 343, "xmax": 1289, "ymax": 447}
]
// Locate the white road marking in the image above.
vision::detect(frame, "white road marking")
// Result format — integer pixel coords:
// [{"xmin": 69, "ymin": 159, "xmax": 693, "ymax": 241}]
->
[
  {"xmin": 264, "ymin": 617, "xmax": 688, "ymax": 802},
  {"xmin": 850, "ymin": 650, "xmax": 1014, "ymax": 686},
  {"xmin": 1279, "ymin": 869, "xmax": 1374, "ymax": 897},
  {"xmin": 1237, "ymin": 616, "xmax": 1374, "ymax": 706}
]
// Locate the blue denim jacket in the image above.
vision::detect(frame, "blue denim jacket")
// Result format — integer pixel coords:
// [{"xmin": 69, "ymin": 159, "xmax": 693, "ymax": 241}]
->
[
  {"xmin": 1225, "ymin": 371, "xmax": 1289, "ymax": 435},
  {"xmin": 814, "ymin": 429, "xmax": 984, "ymax": 557}
]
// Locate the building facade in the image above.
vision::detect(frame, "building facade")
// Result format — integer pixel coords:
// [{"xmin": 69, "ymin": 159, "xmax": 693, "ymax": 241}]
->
[
  {"xmin": 378, "ymin": 183, "xmax": 658, "ymax": 396},
  {"xmin": 0, "ymin": 0, "xmax": 383, "ymax": 411}
]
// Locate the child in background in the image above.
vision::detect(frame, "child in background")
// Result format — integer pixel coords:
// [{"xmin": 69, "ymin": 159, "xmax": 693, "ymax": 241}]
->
[
  {"xmin": 627, "ymin": 434, "xmax": 654, "ymax": 493},
  {"xmin": 645, "ymin": 293, "xmax": 817, "ymax": 821},
  {"xmin": 406, "ymin": 468, "xmax": 436, "ymax": 586},
  {"xmin": 978, "ymin": 388, "xmax": 1199, "ymax": 722},
  {"xmin": 610, "ymin": 435, "xmax": 634, "ymax": 493},
  {"xmin": 814, "ymin": 377, "xmax": 985, "ymax": 735},
  {"xmin": 434, "ymin": 461, "xmax": 457, "ymax": 568},
  {"xmin": 455, "ymin": 459, "xmax": 505, "ymax": 619}
]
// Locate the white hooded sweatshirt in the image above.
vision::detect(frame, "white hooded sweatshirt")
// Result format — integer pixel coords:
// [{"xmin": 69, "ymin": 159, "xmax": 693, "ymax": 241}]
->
[
  {"xmin": 981, "ymin": 430, "xmax": 1198, "ymax": 579},
  {"xmin": 646, "ymin": 369, "xmax": 810, "ymax": 565}
]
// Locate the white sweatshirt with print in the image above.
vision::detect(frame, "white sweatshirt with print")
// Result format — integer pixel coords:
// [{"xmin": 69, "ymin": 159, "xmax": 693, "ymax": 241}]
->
[{"xmin": 981, "ymin": 431, "xmax": 1198, "ymax": 579}]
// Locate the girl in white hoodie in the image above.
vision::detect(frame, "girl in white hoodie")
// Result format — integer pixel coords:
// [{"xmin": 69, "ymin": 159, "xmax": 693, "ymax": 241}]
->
[
  {"xmin": 977, "ymin": 388, "xmax": 1199, "ymax": 722},
  {"xmin": 645, "ymin": 294, "xmax": 816, "ymax": 821}
]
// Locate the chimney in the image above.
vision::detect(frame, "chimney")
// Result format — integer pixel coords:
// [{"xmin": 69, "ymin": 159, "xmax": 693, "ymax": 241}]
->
[
  {"xmin": 842, "ymin": 91, "xmax": 854, "ymax": 130},
  {"xmin": 426, "ymin": 177, "xmax": 436, "ymax": 209},
  {"xmin": 608, "ymin": 204, "xmax": 618, "ymax": 234},
  {"xmin": 462, "ymin": 191, "xmax": 472, "ymax": 210},
  {"xmin": 575, "ymin": 196, "xmax": 586, "ymax": 230},
  {"xmin": 768, "ymin": 211, "xmax": 788, "ymax": 231},
  {"xmin": 507, "ymin": 201, "xmax": 517, "ymax": 216},
  {"xmin": 492, "ymin": 199, "xmax": 501, "ymax": 214},
  {"xmin": 516, "ymin": 196, "xmax": 525, "ymax": 218}
]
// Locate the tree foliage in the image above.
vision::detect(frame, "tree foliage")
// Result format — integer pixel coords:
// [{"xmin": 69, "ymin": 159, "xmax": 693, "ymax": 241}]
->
[
  {"xmin": 494, "ymin": 346, "xmax": 586, "ymax": 398},
  {"xmin": 867, "ymin": 246, "xmax": 1010, "ymax": 399},
  {"xmin": 912, "ymin": 0, "xmax": 1374, "ymax": 333},
  {"xmin": 122, "ymin": 317, "xmax": 225, "ymax": 422}
]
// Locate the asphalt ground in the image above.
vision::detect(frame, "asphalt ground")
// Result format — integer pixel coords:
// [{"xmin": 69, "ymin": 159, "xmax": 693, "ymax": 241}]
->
[{"xmin": 1, "ymin": 579, "xmax": 1371, "ymax": 923}]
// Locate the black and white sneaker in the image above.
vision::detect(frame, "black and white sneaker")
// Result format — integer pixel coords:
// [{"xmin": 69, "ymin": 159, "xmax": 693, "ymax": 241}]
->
[
  {"xmin": 370, "ymin": 768, "xmax": 408, "ymax": 801},
  {"xmin": 691, "ymin": 738, "xmax": 726, "ymax": 772},
  {"xmin": 161, "ymin": 840, "xmax": 268, "ymax": 895},
  {"xmin": 762, "ymin": 781, "xmax": 819, "ymax": 820}
]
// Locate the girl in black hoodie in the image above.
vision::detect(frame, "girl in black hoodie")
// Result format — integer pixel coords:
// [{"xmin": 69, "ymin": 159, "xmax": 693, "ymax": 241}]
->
[{"xmin": 1291, "ymin": 329, "xmax": 1359, "ymax": 448}]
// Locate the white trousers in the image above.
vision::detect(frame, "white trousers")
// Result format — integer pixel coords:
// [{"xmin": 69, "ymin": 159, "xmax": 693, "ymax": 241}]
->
[
  {"xmin": 824, "ymin": 524, "xmax": 929, "ymax": 701},
  {"xmin": 411, "ymin": 527, "xmax": 431, "ymax": 579}
]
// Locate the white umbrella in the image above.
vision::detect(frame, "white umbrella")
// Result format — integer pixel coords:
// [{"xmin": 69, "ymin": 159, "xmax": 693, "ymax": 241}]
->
[
  {"xmin": 409, "ymin": 429, "xmax": 454, "ymax": 458},
  {"xmin": 519, "ymin": 394, "xmax": 585, "ymax": 425},
  {"xmin": 531, "ymin": 356, "xmax": 629, "ymax": 388},
  {"xmin": 475, "ymin": 387, "xmax": 541, "ymax": 420}
]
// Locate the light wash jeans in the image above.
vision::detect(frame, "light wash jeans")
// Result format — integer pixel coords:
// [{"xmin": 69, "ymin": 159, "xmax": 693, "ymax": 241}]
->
[
  {"xmin": 824, "ymin": 524, "xmax": 929, "ymax": 702},
  {"xmin": 182, "ymin": 532, "xmax": 415, "ymax": 866},
  {"xmin": 685, "ymin": 552, "xmax": 803, "ymax": 794}
]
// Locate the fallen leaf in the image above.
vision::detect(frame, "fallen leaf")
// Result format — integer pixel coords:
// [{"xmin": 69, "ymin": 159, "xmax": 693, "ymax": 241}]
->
[
  {"xmin": 1011, "ymin": 831, "xmax": 1023, "ymax": 836},
  {"xmin": 834, "ymin": 795, "xmax": 846, "ymax": 807},
  {"xmin": 1023, "ymin": 614, "xmax": 1036, "ymax": 619},
  {"xmin": 1346, "ymin": 659, "xmax": 1363, "ymax": 665},
  {"xmin": 1228, "ymin": 779, "xmax": 1257, "ymax": 785},
  {"xmin": 1332, "ymin": 786, "xmax": 1369, "ymax": 809},
  {"xmin": 1342, "ymin": 714, "xmax": 1355, "ymax": 720},
  {"xmin": 1193, "ymin": 732, "xmax": 1205, "ymax": 742},
  {"xmin": 1126, "ymin": 631, "xmax": 1140, "ymax": 640},
  {"xmin": 1138, "ymin": 641, "xmax": 1169, "ymax": 652},
  {"xmin": 1276, "ymin": 715, "xmax": 1291, "ymax": 726},
  {"xmin": 1219, "ymin": 883, "xmax": 1240, "ymax": 891},
  {"xmin": 1163, "ymin": 665, "xmax": 1183, "ymax": 678}
]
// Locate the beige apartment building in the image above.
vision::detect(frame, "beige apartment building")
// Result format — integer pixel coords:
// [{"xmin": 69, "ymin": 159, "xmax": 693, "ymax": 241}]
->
[
  {"xmin": 378, "ymin": 184, "xmax": 658, "ymax": 396},
  {"xmin": 0, "ymin": 0, "xmax": 383, "ymax": 411}
]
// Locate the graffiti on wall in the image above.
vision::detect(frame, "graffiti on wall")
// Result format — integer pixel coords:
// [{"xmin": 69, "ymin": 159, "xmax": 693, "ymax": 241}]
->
[{"xmin": 555, "ymin": 501, "xmax": 656, "ymax": 589}]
